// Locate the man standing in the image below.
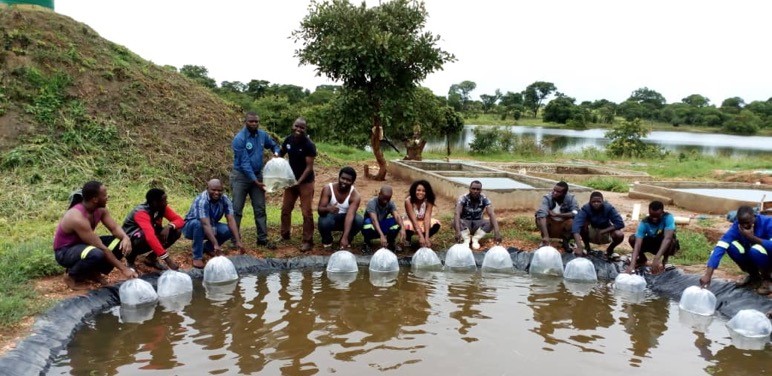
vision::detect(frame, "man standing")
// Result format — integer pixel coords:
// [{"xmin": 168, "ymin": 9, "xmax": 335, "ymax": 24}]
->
[
  {"xmin": 183, "ymin": 179, "xmax": 244, "ymax": 269},
  {"xmin": 627, "ymin": 200, "xmax": 680, "ymax": 274},
  {"xmin": 700, "ymin": 205, "xmax": 771, "ymax": 295},
  {"xmin": 122, "ymin": 188, "xmax": 184, "ymax": 271},
  {"xmin": 535, "ymin": 181, "xmax": 579, "ymax": 252},
  {"xmin": 317, "ymin": 166, "xmax": 364, "ymax": 251},
  {"xmin": 53, "ymin": 181, "xmax": 137, "ymax": 290},
  {"xmin": 571, "ymin": 191, "xmax": 625, "ymax": 259},
  {"xmin": 454, "ymin": 180, "xmax": 502, "ymax": 250},
  {"xmin": 231, "ymin": 112, "xmax": 280, "ymax": 249},
  {"xmin": 279, "ymin": 118, "xmax": 317, "ymax": 252},
  {"xmin": 362, "ymin": 185, "xmax": 407, "ymax": 254}
]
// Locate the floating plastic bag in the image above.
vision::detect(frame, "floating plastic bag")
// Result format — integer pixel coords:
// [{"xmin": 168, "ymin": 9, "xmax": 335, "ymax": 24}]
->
[
  {"xmin": 564, "ymin": 281, "xmax": 596, "ymax": 296},
  {"xmin": 529, "ymin": 246, "xmax": 564, "ymax": 277},
  {"xmin": 563, "ymin": 257, "xmax": 597, "ymax": 282},
  {"xmin": 678, "ymin": 286, "xmax": 716, "ymax": 316},
  {"xmin": 370, "ymin": 270, "xmax": 398, "ymax": 287},
  {"xmin": 613, "ymin": 273, "xmax": 647, "ymax": 293},
  {"xmin": 203, "ymin": 256, "xmax": 238, "ymax": 284},
  {"xmin": 327, "ymin": 250, "xmax": 359, "ymax": 273},
  {"xmin": 205, "ymin": 280, "xmax": 238, "ymax": 302},
  {"xmin": 157, "ymin": 270, "xmax": 193, "ymax": 298},
  {"xmin": 411, "ymin": 247, "xmax": 442, "ymax": 270},
  {"xmin": 159, "ymin": 292, "xmax": 193, "ymax": 312},
  {"xmin": 369, "ymin": 248, "xmax": 399, "ymax": 272},
  {"xmin": 481, "ymin": 246, "xmax": 513, "ymax": 272},
  {"xmin": 262, "ymin": 158, "xmax": 297, "ymax": 193},
  {"xmin": 119, "ymin": 304, "xmax": 156, "ymax": 324},
  {"xmin": 444, "ymin": 243, "xmax": 476, "ymax": 271},
  {"xmin": 119, "ymin": 278, "xmax": 158, "ymax": 307},
  {"xmin": 679, "ymin": 309, "xmax": 713, "ymax": 333},
  {"xmin": 726, "ymin": 309, "xmax": 772, "ymax": 350},
  {"xmin": 328, "ymin": 270, "xmax": 358, "ymax": 289}
]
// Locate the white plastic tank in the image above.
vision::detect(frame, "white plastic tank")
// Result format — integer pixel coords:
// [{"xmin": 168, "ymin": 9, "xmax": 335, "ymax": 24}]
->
[
  {"xmin": 157, "ymin": 270, "xmax": 193, "ymax": 298},
  {"xmin": 481, "ymin": 246, "xmax": 514, "ymax": 272},
  {"xmin": 203, "ymin": 256, "xmax": 239, "ymax": 284},
  {"xmin": 327, "ymin": 250, "xmax": 359, "ymax": 273},
  {"xmin": 529, "ymin": 246, "xmax": 564, "ymax": 277},
  {"xmin": 411, "ymin": 247, "xmax": 442, "ymax": 270},
  {"xmin": 563, "ymin": 257, "xmax": 597, "ymax": 282},
  {"xmin": 678, "ymin": 286, "xmax": 716, "ymax": 316},
  {"xmin": 444, "ymin": 243, "xmax": 476, "ymax": 271},
  {"xmin": 369, "ymin": 248, "xmax": 399, "ymax": 272},
  {"xmin": 119, "ymin": 278, "xmax": 158, "ymax": 307}
]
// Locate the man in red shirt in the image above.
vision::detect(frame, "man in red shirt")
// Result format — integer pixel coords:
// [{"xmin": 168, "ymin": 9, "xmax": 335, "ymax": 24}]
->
[{"xmin": 122, "ymin": 188, "xmax": 184, "ymax": 270}]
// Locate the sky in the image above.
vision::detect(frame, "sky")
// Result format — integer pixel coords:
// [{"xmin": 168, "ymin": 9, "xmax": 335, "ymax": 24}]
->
[{"xmin": 54, "ymin": 0, "xmax": 772, "ymax": 105}]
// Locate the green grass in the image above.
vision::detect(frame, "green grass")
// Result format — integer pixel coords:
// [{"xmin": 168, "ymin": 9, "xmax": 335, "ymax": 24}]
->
[
  {"xmin": 579, "ymin": 177, "xmax": 630, "ymax": 193},
  {"xmin": 0, "ymin": 240, "xmax": 60, "ymax": 326},
  {"xmin": 670, "ymin": 229, "xmax": 712, "ymax": 265}
]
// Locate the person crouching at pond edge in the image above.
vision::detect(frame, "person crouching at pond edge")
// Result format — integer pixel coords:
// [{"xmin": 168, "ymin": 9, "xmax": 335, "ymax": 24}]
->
[
  {"xmin": 403, "ymin": 180, "xmax": 441, "ymax": 249},
  {"xmin": 535, "ymin": 181, "xmax": 579, "ymax": 252},
  {"xmin": 362, "ymin": 185, "xmax": 407, "ymax": 254},
  {"xmin": 454, "ymin": 180, "xmax": 502, "ymax": 250},
  {"xmin": 54, "ymin": 181, "xmax": 138, "ymax": 290},
  {"xmin": 699, "ymin": 205, "xmax": 772, "ymax": 295}
]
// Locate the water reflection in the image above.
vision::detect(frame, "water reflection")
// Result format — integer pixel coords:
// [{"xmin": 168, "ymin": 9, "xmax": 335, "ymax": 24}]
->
[
  {"xmin": 619, "ymin": 297, "xmax": 669, "ymax": 367},
  {"xmin": 426, "ymin": 125, "xmax": 772, "ymax": 156},
  {"xmin": 51, "ymin": 269, "xmax": 772, "ymax": 375},
  {"xmin": 527, "ymin": 281, "xmax": 614, "ymax": 353}
]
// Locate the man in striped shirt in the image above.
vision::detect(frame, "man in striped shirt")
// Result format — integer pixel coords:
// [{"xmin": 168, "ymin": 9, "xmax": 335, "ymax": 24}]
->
[{"xmin": 183, "ymin": 179, "xmax": 244, "ymax": 269}]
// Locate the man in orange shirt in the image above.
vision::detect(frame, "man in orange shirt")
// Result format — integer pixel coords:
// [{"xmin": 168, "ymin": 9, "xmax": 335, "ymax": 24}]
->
[{"xmin": 122, "ymin": 188, "xmax": 184, "ymax": 271}]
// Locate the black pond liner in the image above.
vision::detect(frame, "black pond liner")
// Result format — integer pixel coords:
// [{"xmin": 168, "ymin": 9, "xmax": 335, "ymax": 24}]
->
[{"xmin": 1, "ymin": 248, "xmax": 770, "ymax": 375}]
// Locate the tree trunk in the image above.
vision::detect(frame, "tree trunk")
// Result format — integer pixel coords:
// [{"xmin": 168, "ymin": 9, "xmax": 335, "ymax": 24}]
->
[{"xmin": 370, "ymin": 115, "xmax": 387, "ymax": 181}]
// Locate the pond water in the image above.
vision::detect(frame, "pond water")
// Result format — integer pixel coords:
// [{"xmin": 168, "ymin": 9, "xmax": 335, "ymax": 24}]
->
[
  {"xmin": 425, "ymin": 125, "xmax": 772, "ymax": 156},
  {"xmin": 676, "ymin": 189, "xmax": 772, "ymax": 202},
  {"xmin": 446, "ymin": 177, "xmax": 535, "ymax": 189},
  {"xmin": 49, "ymin": 269, "xmax": 769, "ymax": 375}
]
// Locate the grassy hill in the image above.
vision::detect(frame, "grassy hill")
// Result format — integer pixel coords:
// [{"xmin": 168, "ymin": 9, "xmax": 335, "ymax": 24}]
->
[
  {"xmin": 0, "ymin": 6, "xmax": 248, "ymax": 326},
  {"xmin": 0, "ymin": 6, "xmax": 242, "ymax": 232}
]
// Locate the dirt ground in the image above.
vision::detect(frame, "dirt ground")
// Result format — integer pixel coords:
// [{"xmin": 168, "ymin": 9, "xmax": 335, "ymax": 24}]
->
[{"xmin": 0, "ymin": 164, "xmax": 752, "ymax": 355}]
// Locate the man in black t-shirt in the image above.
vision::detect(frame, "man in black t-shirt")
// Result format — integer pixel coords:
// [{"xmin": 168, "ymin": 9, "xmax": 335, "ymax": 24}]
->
[{"xmin": 279, "ymin": 118, "xmax": 317, "ymax": 252}]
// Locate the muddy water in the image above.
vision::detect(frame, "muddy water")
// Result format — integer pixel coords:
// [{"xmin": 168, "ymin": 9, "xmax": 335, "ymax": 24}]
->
[{"xmin": 50, "ymin": 270, "xmax": 769, "ymax": 375}]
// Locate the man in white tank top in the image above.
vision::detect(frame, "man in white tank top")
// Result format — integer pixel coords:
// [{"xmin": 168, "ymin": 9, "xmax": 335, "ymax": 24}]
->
[{"xmin": 317, "ymin": 167, "xmax": 364, "ymax": 250}]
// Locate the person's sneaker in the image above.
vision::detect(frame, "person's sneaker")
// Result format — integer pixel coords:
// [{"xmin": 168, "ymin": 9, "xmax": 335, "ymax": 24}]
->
[
  {"xmin": 143, "ymin": 256, "xmax": 168, "ymax": 271},
  {"xmin": 322, "ymin": 243, "xmax": 332, "ymax": 251},
  {"xmin": 394, "ymin": 243, "xmax": 403, "ymax": 253},
  {"xmin": 361, "ymin": 243, "xmax": 373, "ymax": 255},
  {"xmin": 192, "ymin": 259, "xmax": 205, "ymax": 269},
  {"xmin": 606, "ymin": 252, "xmax": 621, "ymax": 262},
  {"xmin": 257, "ymin": 240, "xmax": 277, "ymax": 250},
  {"xmin": 300, "ymin": 243, "xmax": 313, "ymax": 252}
]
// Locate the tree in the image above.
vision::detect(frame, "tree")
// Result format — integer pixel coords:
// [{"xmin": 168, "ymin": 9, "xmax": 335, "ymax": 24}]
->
[
  {"xmin": 179, "ymin": 65, "xmax": 216, "ymax": 89},
  {"xmin": 293, "ymin": 0, "xmax": 455, "ymax": 180},
  {"xmin": 542, "ymin": 95, "xmax": 576, "ymax": 124},
  {"xmin": 523, "ymin": 81, "xmax": 556, "ymax": 117},
  {"xmin": 720, "ymin": 96, "xmax": 745, "ymax": 114},
  {"xmin": 605, "ymin": 119, "xmax": 663, "ymax": 158},
  {"xmin": 479, "ymin": 89, "xmax": 501, "ymax": 113},
  {"xmin": 723, "ymin": 109, "xmax": 760, "ymax": 135},
  {"xmin": 681, "ymin": 94, "xmax": 710, "ymax": 107},
  {"xmin": 246, "ymin": 79, "xmax": 271, "ymax": 99},
  {"xmin": 448, "ymin": 80, "xmax": 477, "ymax": 111},
  {"xmin": 628, "ymin": 87, "xmax": 666, "ymax": 109}
]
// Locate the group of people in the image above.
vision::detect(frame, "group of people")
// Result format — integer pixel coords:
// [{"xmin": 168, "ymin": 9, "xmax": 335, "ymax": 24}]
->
[
  {"xmin": 53, "ymin": 112, "xmax": 771, "ymax": 297},
  {"xmin": 534, "ymin": 181, "xmax": 772, "ymax": 295}
]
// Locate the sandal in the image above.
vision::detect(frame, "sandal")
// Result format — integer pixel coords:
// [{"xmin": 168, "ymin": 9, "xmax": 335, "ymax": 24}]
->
[
  {"xmin": 756, "ymin": 285, "xmax": 771, "ymax": 296},
  {"xmin": 605, "ymin": 252, "xmax": 621, "ymax": 262}
]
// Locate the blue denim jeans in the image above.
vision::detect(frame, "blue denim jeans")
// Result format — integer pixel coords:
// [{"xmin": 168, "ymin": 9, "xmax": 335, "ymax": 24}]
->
[
  {"xmin": 230, "ymin": 170, "xmax": 268, "ymax": 243},
  {"xmin": 183, "ymin": 219, "xmax": 233, "ymax": 260},
  {"xmin": 318, "ymin": 212, "xmax": 364, "ymax": 245}
]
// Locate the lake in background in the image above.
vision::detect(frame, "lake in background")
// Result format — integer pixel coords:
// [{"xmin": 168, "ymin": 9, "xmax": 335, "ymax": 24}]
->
[{"xmin": 424, "ymin": 125, "xmax": 772, "ymax": 156}]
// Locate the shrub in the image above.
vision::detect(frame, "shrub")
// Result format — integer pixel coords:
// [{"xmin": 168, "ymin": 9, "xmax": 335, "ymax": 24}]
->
[{"xmin": 580, "ymin": 177, "xmax": 629, "ymax": 192}]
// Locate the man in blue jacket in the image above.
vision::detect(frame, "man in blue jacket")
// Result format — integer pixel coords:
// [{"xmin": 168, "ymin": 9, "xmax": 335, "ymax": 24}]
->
[
  {"xmin": 231, "ymin": 112, "xmax": 281, "ymax": 249},
  {"xmin": 700, "ymin": 205, "xmax": 772, "ymax": 295},
  {"xmin": 571, "ymin": 191, "xmax": 625, "ymax": 259}
]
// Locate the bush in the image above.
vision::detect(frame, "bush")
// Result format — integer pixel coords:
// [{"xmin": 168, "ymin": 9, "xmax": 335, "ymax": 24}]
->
[
  {"xmin": 469, "ymin": 127, "xmax": 544, "ymax": 156},
  {"xmin": 670, "ymin": 230, "xmax": 712, "ymax": 265},
  {"xmin": 580, "ymin": 177, "xmax": 629, "ymax": 192},
  {"xmin": 605, "ymin": 119, "xmax": 665, "ymax": 158}
]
